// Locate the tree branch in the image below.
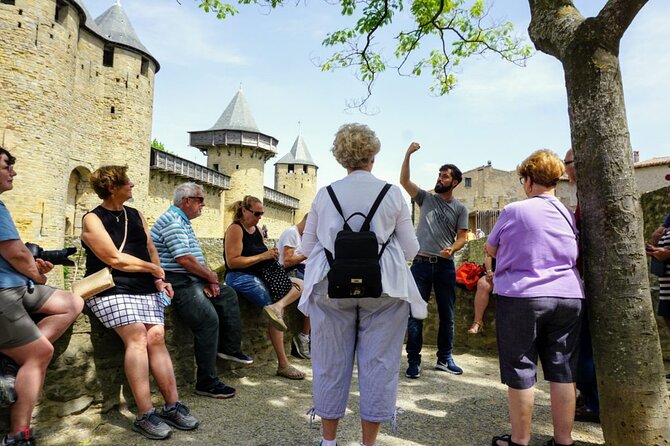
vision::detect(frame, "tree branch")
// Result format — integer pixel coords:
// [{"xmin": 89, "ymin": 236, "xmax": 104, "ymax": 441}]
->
[
  {"xmin": 527, "ymin": 0, "xmax": 584, "ymax": 60},
  {"xmin": 595, "ymin": 0, "xmax": 649, "ymax": 48}
]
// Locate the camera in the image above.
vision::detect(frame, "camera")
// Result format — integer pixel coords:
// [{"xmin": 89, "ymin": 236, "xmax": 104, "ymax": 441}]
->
[{"xmin": 25, "ymin": 243, "xmax": 77, "ymax": 266}]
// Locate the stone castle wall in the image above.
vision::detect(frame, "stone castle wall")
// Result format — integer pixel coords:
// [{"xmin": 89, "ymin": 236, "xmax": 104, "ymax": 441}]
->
[
  {"xmin": 0, "ymin": 0, "xmax": 155, "ymax": 251},
  {"xmin": 208, "ymin": 147, "xmax": 267, "ymax": 231},
  {"xmin": 274, "ymin": 163, "xmax": 317, "ymax": 220}
]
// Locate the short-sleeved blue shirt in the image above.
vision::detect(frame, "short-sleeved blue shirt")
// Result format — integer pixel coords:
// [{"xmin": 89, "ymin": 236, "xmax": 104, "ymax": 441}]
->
[
  {"xmin": 151, "ymin": 206, "xmax": 206, "ymax": 273},
  {"xmin": 0, "ymin": 200, "xmax": 28, "ymax": 287}
]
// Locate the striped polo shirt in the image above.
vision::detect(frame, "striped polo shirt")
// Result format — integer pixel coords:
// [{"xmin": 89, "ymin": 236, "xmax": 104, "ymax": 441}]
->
[{"xmin": 151, "ymin": 205, "xmax": 206, "ymax": 273}]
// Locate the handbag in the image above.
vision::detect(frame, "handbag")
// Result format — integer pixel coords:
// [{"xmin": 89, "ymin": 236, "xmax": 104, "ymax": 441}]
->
[
  {"xmin": 71, "ymin": 207, "xmax": 128, "ymax": 300},
  {"xmin": 259, "ymin": 260, "xmax": 294, "ymax": 302},
  {"xmin": 455, "ymin": 261, "xmax": 485, "ymax": 291}
]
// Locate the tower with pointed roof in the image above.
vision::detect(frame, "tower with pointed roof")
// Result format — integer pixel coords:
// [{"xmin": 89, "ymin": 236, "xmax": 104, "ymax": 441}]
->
[
  {"xmin": 189, "ymin": 88, "xmax": 279, "ymax": 227},
  {"xmin": 274, "ymin": 132, "xmax": 318, "ymax": 219}
]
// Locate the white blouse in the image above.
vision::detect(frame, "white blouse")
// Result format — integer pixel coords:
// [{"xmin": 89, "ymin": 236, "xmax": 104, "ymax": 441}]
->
[{"xmin": 298, "ymin": 170, "xmax": 427, "ymax": 319}]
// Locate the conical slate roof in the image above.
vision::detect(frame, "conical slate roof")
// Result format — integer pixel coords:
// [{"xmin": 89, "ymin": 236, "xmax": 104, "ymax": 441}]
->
[
  {"xmin": 209, "ymin": 89, "xmax": 260, "ymax": 132},
  {"xmin": 276, "ymin": 133, "xmax": 318, "ymax": 167},
  {"xmin": 64, "ymin": 0, "xmax": 159, "ymax": 71},
  {"xmin": 94, "ymin": 2, "xmax": 158, "ymax": 70}
]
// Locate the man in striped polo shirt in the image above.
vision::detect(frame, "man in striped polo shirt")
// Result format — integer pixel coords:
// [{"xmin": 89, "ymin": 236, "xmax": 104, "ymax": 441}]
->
[{"xmin": 151, "ymin": 183, "xmax": 251, "ymax": 399}]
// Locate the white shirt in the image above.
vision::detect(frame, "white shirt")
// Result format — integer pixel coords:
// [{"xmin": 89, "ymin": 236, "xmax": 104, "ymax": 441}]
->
[
  {"xmin": 277, "ymin": 225, "xmax": 303, "ymax": 266},
  {"xmin": 298, "ymin": 170, "xmax": 427, "ymax": 319}
]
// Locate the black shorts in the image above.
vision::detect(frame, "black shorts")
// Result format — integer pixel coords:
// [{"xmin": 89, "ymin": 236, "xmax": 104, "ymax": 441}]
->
[{"xmin": 496, "ymin": 295, "xmax": 583, "ymax": 389}]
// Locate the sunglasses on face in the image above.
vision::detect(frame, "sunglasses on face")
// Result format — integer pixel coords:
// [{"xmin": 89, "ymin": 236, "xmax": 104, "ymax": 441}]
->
[
  {"xmin": 188, "ymin": 196, "xmax": 204, "ymax": 203},
  {"xmin": 245, "ymin": 207, "xmax": 264, "ymax": 217}
]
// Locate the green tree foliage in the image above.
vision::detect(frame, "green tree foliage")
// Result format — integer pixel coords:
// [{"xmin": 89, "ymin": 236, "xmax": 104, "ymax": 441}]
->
[
  {"xmin": 197, "ymin": 0, "xmax": 531, "ymax": 107},
  {"xmin": 151, "ymin": 138, "xmax": 174, "ymax": 154}
]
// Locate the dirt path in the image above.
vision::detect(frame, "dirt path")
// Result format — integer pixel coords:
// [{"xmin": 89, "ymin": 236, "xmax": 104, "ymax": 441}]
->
[{"xmin": 38, "ymin": 348, "xmax": 604, "ymax": 446}]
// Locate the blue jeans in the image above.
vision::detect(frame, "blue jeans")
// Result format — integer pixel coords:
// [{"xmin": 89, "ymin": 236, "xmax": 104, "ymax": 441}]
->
[
  {"xmin": 225, "ymin": 272, "xmax": 272, "ymax": 308},
  {"xmin": 406, "ymin": 258, "xmax": 456, "ymax": 365},
  {"xmin": 166, "ymin": 272, "xmax": 242, "ymax": 387}
]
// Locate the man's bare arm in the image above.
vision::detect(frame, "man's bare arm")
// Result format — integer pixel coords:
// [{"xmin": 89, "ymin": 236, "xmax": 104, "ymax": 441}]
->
[
  {"xmin": 0, "ymin": 239, "xmax": 46, "ymax": 284},
  {"xmin": 400, "ymin": 142, "xmax": 421, "ymax": 199}
]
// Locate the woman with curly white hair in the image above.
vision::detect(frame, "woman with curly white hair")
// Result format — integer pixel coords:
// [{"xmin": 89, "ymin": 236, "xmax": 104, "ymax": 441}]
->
[{"xmin": 299, "ymin": 123, "xmax": 426, "ymax": 446}]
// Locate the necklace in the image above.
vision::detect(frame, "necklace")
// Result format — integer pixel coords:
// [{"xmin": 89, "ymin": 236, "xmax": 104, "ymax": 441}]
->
[{"xmin": 104, "ymin": 208, "xmax": 124, "ymax": 223}]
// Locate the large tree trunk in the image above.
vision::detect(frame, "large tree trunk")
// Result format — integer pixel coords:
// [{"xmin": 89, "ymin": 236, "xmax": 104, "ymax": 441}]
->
[{"xmin": 529, "ymin": 1, "xmax": 670, "ymax": 444}]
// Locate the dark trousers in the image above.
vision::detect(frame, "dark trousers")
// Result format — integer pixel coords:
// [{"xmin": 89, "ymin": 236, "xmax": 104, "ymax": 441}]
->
[
  {"xmin": 406, "ymin": 258, "xmax": 456, "ymax": 365},
  {"xmin": 576, "ymin": 308, "xmax": 599, "ymax": 413},
  {"xmin": 166, "ymin": 272, "xmax": 242, "ymax": 387}
]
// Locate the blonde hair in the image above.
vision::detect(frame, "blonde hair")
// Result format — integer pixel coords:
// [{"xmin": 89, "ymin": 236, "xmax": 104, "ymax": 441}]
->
[
  {"xmin": 231, "ymin": 195, "xmax": 262, "ymax": 222},
  {"xmin": 90, "ymin": 165, "xmax": 129, "ymax": 199},
  {"xmin": 331, "ymin": 123, "xmax": 381, "ymax": 170},
  {"xmin": 517, "ymin": 149, "xmax": 564, "ymax": 188}
]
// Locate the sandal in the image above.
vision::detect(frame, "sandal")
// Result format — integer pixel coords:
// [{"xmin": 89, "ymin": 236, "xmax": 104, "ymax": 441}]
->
[
  {"xmin": 264, "ymin": 305, "xmax": 287, "ymax": 332},
  {"xmin": 468, "ymin": 321, "xmax": 483, "ymax": 334},
  {"xmin": 276, "ymin": 365, "xmax": 305, "ymax": 380},
  {"xmin": 491, "ymin": 434, "xmax": 526, "ymax": 446}
]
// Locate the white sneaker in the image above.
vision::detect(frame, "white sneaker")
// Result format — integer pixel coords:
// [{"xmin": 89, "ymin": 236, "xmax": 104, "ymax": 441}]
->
[{"xmin": 292, "ymin": 333, "xmax": 311, "ymax": 359}]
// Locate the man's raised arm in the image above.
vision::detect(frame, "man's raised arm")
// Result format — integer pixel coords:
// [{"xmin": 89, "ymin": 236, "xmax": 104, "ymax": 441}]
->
[{"xmin": 400, "ymin": 142, "xmax": 421, "ymax": 199}]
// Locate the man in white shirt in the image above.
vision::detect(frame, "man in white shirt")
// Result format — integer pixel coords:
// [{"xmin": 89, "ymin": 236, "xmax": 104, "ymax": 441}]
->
[{"xmin": 277, "ymin": 214, "xmax": 311, "ymax": 359}]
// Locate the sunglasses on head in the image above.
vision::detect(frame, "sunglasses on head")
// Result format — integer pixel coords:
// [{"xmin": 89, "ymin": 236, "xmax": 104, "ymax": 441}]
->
[
  {"xmin": 188, "ymin": 196, "xmax": 204, "ymax": 203},
  {"xmin": 245, "ymin": 207, "xmax": 264, "ymax": 217}
]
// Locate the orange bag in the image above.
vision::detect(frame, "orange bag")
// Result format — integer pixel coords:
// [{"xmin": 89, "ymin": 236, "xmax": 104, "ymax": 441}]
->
[{"xmin": 455, "ymin": 262, "xmax": 485, "ymax": 291}]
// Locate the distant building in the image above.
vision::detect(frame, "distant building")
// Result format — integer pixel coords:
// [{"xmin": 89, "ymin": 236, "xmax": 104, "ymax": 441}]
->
[{"xmin": 414, "ymin": 155, "xmax": 668, "ymax": 235}]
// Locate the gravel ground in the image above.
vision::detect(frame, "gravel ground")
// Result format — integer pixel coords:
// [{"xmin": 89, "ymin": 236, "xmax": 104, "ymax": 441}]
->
[{"xmin": 38, "ymin": 347, "xmax": 604, "ymax": 446}]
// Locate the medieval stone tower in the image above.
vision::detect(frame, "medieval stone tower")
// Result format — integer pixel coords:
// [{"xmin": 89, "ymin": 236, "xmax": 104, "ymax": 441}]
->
[
  {"xmin": 0, "ymin": 0, "xmax": 158, "ymax": 244},
  {"xmin": 274, "ymin": 132, "xmax": 318, "ymax": 219},
  {"xmin": 189, "ymin": 88, "xmax": 318, "ymax": 233}
]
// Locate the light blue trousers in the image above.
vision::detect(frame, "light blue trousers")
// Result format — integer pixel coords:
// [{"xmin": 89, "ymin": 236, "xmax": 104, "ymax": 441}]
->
[{"xmin": 310, "ymin": 281, "xmax": 410, "ymax": 422}]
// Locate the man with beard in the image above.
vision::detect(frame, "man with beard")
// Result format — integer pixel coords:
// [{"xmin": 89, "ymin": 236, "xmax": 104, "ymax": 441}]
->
[{"xmin": 400, "ymin": 142, "xmax": 468, "ymax": 379}]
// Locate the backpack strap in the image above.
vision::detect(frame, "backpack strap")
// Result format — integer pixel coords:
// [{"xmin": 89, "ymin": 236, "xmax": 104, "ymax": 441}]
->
[
  {"xmin": 361, "ymin": 183, "xmax": 392, "ymax": 232},
  {"xmin": 326, "ymin": 185, "xmax": 352, "ymax": 231},
  {"xmin": 325, "ymin": 183, "xmax": 393, "ymax": 266}
]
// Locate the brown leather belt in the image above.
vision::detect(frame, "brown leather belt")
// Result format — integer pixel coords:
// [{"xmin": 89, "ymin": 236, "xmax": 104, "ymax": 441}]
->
[{"xmin": 414, "ymin": 254, "xmax": 443, "ymax": 263}]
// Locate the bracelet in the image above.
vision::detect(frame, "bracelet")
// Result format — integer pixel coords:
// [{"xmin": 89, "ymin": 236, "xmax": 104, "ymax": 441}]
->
[{"xmin": 154, "ymin": 278, "xmax": 164, "ymax": 283}]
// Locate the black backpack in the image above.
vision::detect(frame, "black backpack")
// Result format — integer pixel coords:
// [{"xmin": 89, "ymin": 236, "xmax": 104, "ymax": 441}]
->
[{"xmin": 324, "ymin": 183, "xmax": 392, "ymax": 299}]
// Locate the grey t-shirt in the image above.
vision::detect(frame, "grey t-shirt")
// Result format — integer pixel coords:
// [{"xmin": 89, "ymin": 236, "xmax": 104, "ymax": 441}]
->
[{"xmin": 414, "ymin": 189, "xmax": 469, "ymax": 257}]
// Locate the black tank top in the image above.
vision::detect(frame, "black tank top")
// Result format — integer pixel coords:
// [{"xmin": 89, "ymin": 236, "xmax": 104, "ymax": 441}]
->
[
  {"xmin": 224, "ymin": 221, "xmax": 269, "ymax": 276},
  {"xmin": 82, "ymin": 205, "xmax": 155, "ymax": 296}
]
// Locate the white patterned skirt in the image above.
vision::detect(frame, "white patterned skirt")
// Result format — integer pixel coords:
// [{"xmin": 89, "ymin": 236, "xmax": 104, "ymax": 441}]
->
[{"xmin": 86, "ymin": 292, "xmax": 166, "ymax": 329}]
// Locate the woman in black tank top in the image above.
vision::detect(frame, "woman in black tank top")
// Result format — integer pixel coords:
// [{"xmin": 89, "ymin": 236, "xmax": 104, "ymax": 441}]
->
[
  {"xmin": 224, "ymin": 195, "xmax": 305, "ymax": 380},
  {"xmin": 82, "ymin": 166, "xmax": 198, "ymax": 438}
]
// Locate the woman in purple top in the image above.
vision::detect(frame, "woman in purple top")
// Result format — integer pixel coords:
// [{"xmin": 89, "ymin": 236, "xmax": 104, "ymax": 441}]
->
[{"xmin": 486, "ymin": 150, "xmax": 584, "ymax": 446}]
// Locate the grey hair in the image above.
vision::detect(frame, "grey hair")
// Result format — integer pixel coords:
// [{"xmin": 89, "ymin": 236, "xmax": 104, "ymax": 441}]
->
[{"xmin": 173, "ymin": 183, "xmax": 204, "ymax": 206}]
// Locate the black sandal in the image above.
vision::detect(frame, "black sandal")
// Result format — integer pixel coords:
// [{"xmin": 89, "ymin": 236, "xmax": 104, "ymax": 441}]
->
[
  {"xmin": 491, "ymin": 434, "xmax": 526, "ymax": 446},
  {"xmin": 545, "ymin": 439, "xmax": 575, "ymax": 446}
]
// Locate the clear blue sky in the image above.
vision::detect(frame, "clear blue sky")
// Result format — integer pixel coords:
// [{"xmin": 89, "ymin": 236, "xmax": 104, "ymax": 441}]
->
[{"xmin": 85, "ymin": 1, "xmax": 669, "ymax": 192}]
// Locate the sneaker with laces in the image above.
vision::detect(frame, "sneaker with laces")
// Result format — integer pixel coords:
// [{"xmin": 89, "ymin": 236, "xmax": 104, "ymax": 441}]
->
[
  {"xmin": 217, "ymin": 351, "xmax": 254, "ymax": 365},
  {"xmin": 0, "ymin": 354, "xmax": 18, "ymax": 407},
  {"xmin": 132, "ymin": 411, "xmax": 172, "ymax": 440},
  {"xmin": 158, "ymin": 401, "xmax": 199, "ymax": 430},
  {"xmin": 405, "ymin": 362, "xmax": 421, "ymax": 379},
  {"xmin": 195, "ymin": 380, "xmax": 236, "ymax": 399},
  {"xmin": 1, "ymin": 428, "xmax": 36, "ymax": 446},
  {"xmin": 291, "ymin": 333, "xmax": 311, "ymax": 359},
  {"xmin": 435, "ymin": 358, "xmax": 463, "ymax": 375}
]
